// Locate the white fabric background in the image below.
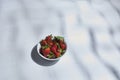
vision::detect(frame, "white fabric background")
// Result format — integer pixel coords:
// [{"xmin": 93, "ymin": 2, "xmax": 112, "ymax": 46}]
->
[{"xmin": 0, "ymin": 0, "xmax": 120, "ymax": 80}]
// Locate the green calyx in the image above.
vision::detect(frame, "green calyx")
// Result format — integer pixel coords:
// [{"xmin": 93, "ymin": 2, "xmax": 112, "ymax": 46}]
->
[
  {"xmin": 47, "ymin": 52, "xmax": 55, "ymax": 59},
  {"xmin": 55, "ymin": 36, "xmax": 64, "ymax": 41},
  {"xmin": 41, "ymin": 45, "xmax": 49, "ymax": 49}
]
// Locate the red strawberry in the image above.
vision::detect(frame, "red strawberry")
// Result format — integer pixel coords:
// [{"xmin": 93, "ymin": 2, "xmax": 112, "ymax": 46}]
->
[
  {"xmin": 51, "ymin": 46, "xmax": 57, "ymax": 53},
  {"xmin": 45, "ymin": 35, "xmax": 53, "ymax": 46},
  {"xmin": 60, "ymin": 42, "xmax": 66, "ymax": 50},
  {"xmin": 48, "ymin": 42, "xmax": 53, "ymax": 46},
  {"xmin": 54, "ymin": 52, "xmax": 61, "ymax": 58},
  {"xmin": 53, "ymin": 44, "xmax": 57, "ymax": 49},
  {"xmin": 45, "ymin": 35, "xmax": 52, "ymax": 42},
  {"xmin": 42, "ymin": 48, "xmax": 50, "ymax": 57},
  {"xmin": 51, "ymin": 43, "xmax": 58, "ymax": 52},
  {"xmin": 40, "ymin": 40, "xmax": 47, "ymax": 46}
]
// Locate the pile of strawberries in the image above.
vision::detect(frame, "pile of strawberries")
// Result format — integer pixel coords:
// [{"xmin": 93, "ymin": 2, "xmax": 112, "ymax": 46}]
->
[{"xmin": 39, "ymin": 35, "xmax": 66, "ymax": 59}]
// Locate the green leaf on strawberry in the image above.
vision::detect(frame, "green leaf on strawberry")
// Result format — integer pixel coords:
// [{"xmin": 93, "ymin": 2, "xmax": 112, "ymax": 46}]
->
[
  {"xmin": 47, "ymin": 52, "xmax": 55, "ymax": 59},
  {"xmin": 55, "ymin": 36, "xmax": 64, "ymax": 42},
  {"xmin": 62, "ymin": 50, "xmax": 66, "ymax": 53},
  {"xmin": 41, "ymin": 45, "xmax": 49, "ymax": 49}
]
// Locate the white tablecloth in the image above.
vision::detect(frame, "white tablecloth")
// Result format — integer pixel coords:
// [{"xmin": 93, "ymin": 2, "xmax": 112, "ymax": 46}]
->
[{"xmin": 0, "ymin": 0, "xmax": 120, "ymax": 80}]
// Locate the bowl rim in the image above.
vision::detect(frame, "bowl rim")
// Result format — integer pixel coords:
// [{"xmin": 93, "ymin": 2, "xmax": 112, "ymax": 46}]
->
[{"xmin": 37, "ymin": 43, "xmax": 65, "ymax": 61}]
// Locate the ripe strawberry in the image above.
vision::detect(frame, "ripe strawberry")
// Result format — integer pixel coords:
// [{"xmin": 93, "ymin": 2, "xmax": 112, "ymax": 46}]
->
[
  {"xmin": 42, "ymin": 47, "xmax": 50, "ymax": 57},
  {"xmin": 48, "ymin": 42, "xmax": 53, "ymax": 46},
  {"xmin": 54, "ymin": 52, "xmax": 61, "ymax": 58},
  {"xmin": 60, "ymin": 42, "xmax": 66, "ymax": 50},
  {"xmin": 45, "ymin": 35, "xmax": 53, "ymax": 46},
  {"xmin": 53, "ymin": 44, "xmax": 57, "ymax": 49},
  {"xmin": 45, "ymin": 35, "xmax": 52, "ymax": 42},
  {"xmin": 40, "ymin": 40, "xmax": 47, "ymax": 46},
  {"xmin": 51, "ymin": 46, "xmax": 57, "ymax": 53}
]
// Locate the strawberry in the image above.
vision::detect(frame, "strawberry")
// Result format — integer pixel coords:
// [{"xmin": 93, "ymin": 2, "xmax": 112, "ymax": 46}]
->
[
  {"xmin": 53, "ymin": 44, "xmax": 57, "ymax": 49},
  {"xmin": 54, "ymin": 52, "xmax": 61, "ymax": 58},
  {"xmin": 42, "ymin": 47, "xmax": 50, "ymax": 57},
  {"xmin": 45, "ymin": 35, "xmax": 53, "ymax": 46},
  {"xmin": 45, "ymin": 35, "xmax": 52, "ymax": 42},
  {"xmin": 60, "ymin": 42, "xmax": 66, "ymax": 50},
  {"xmin": 51, "ymin": 46, "xmax": 57, "ymax": 53},
  {"xmin": 40, "ymin": 40, "xmax": 47, "ymax": 46},
  {"xmin": 51, "ymin": 43, "xmax": 58, "ymax": 52},
  {"xmin": 48, "ymin": 42, "xmax": 53, "ymax": 46}
]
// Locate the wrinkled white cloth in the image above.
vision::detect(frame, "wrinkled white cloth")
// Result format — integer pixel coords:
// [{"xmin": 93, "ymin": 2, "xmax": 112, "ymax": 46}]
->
[{"xmin": 0, "ymin": 0, "xmax": 120, "ymax": 80}]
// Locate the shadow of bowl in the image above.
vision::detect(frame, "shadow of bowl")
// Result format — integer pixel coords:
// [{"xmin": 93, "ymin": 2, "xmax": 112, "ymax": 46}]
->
[{"xmin": 31, "ymin": 44, "xmax": 59, "ymax": 66}]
